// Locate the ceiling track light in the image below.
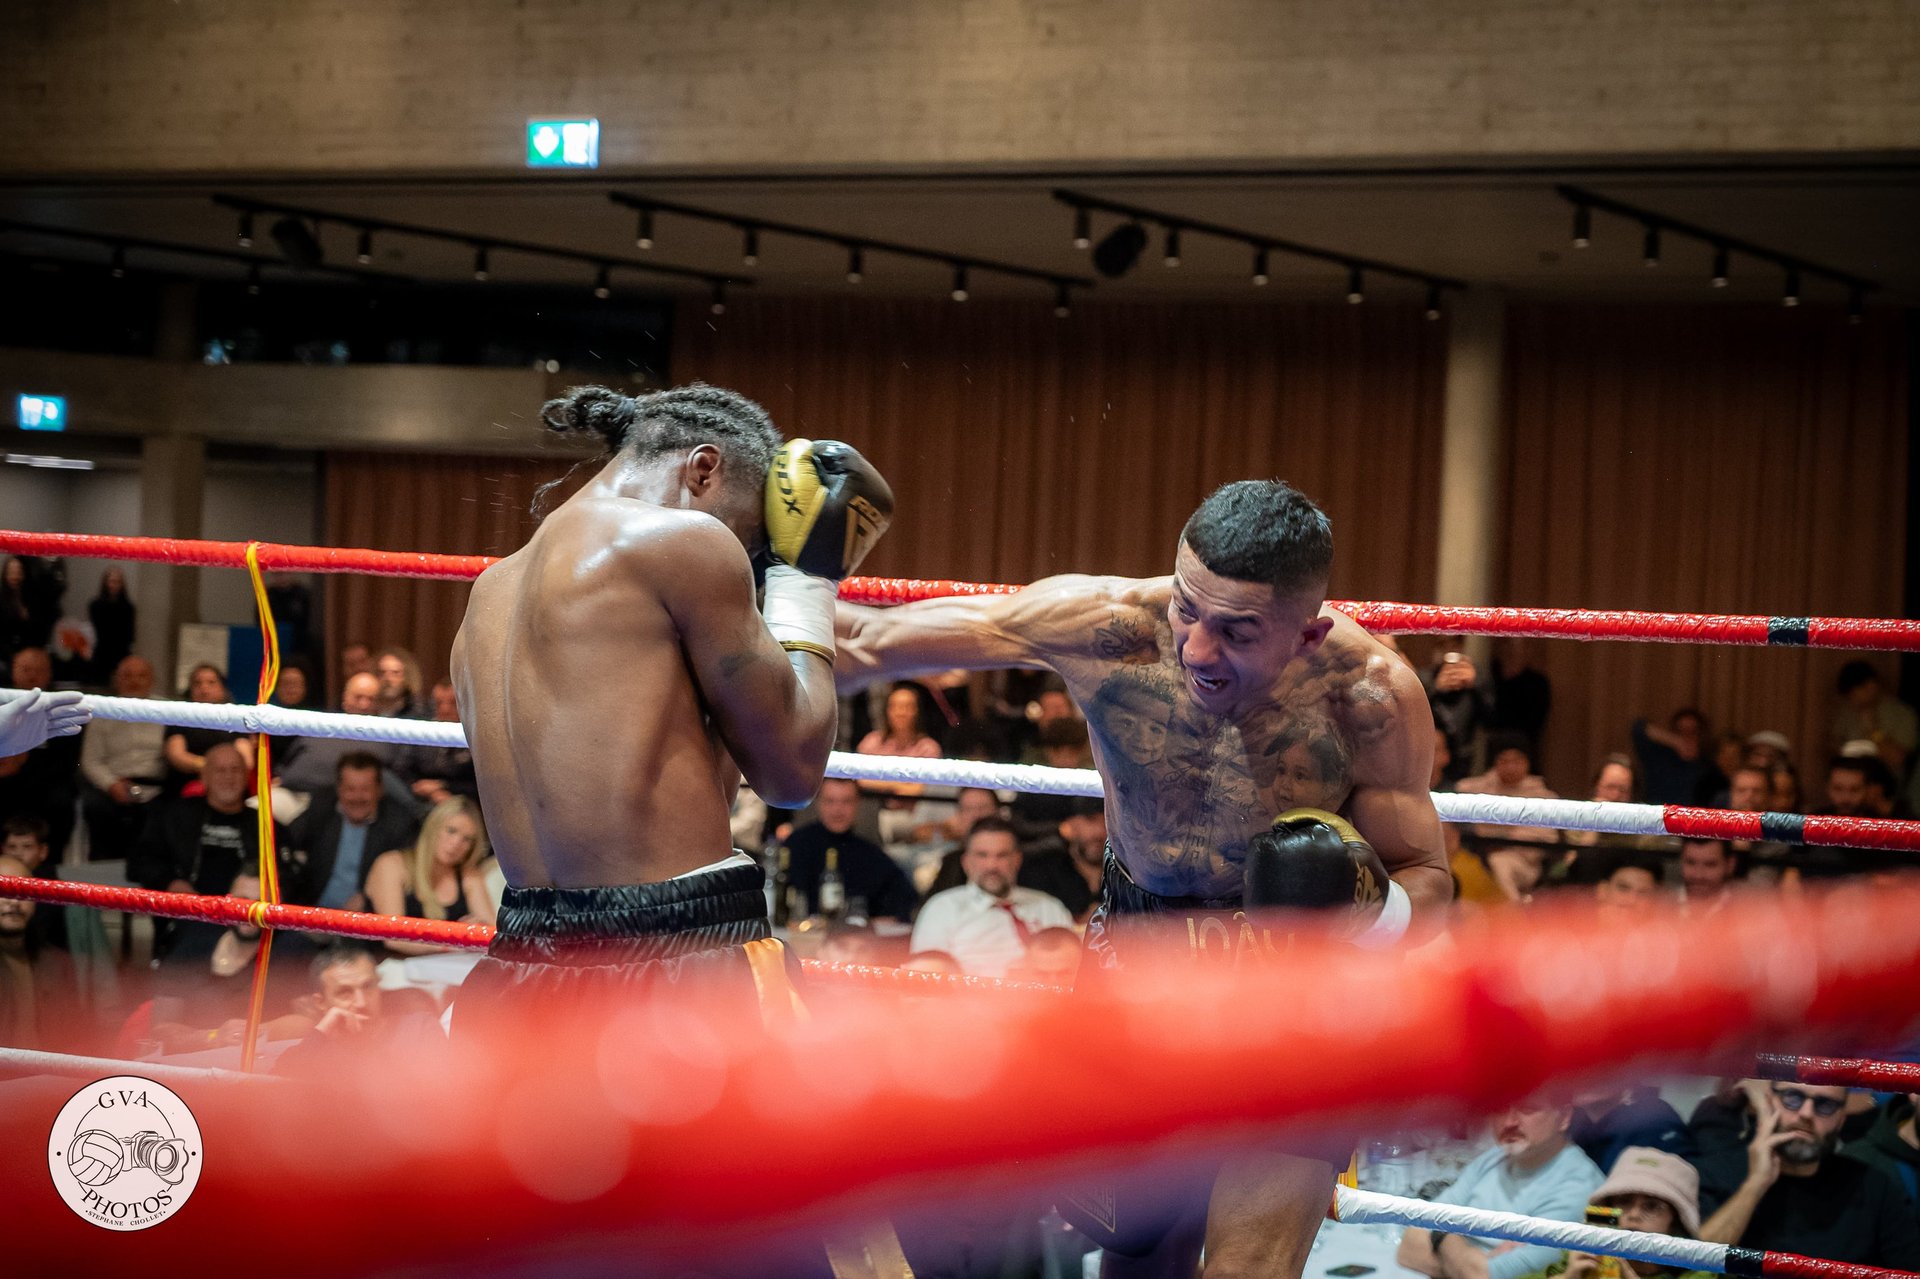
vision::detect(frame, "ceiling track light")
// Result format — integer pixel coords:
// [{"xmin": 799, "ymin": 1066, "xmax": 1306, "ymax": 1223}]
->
[
  {"xmin": 1252, "ymin": 247, "xmax": 1270, "ymax": 287},
  {"xmin": 245, "ymin": 263, "xmax": 262, "ymax": 295},
  {"xmin": 473, "ymin": 245, "xmax": 490, "ymax": 282},
  {"xmin": 1425, "ymin": 284, "xmax": 1443, "ymax": 321},
  {"xmin": 356, "ymin": 227, "xmax": 374, "ymax": 266},
  {"xmin": 1571, "ymin": 204, "xmax": 1591, "ymax": 249},
  {"xmin": 1711, "ymin": 244, "xmax": 1730, "ymax": 288},
  {"xmin": 593, "ymin": 264, "xmax": 611, "ymax": 299},
  {"xmin": 1345, "ymin": 266, "xmax": 1365, "ymax": 304},
  {"xmin": 1642, "ymin": 224, "xmax": 1661, "ymax": 267},
  {"xmin": 1071, "ymin": 207, "xmax": 1091, "ymax": 251},
  {"xmin": 1053, "ymin": 283, "xmax": 1072, "ymax": 318},
  {"xmin": 1163, "ymin": 225, "xmax": 1181, "ymax": 268},
  {"xmin": 1782, "ymin": 266, "xmax": 1801, "ymax": 308},
  {"xmin": 709, "ymin": 281, "xmax": 727, "ymax": 315},
  {"xmin": 109, "ymin": 245, "xmax": 126, "ymax": 278},
  {"xmin": 237, "ymin": 210, "xmax": 255, "ymax": 248},
  {"xmin": 635, "ymin": 208, "xmax": 654, "ymax": 250},
  {"xmin": 950, "ymin": 264, "xmax": 970, "ymax": 302},
  {"xmin": 846, "ymin": 244, "xmax": 864, "ymax": 284},
  {"xmin": 741, "ymin": 225, "xmax": 759, "ymax": 267}
]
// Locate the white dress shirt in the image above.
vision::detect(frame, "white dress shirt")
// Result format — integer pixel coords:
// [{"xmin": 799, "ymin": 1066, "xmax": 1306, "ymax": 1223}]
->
[{"xmin": 910, "ymin": 883, "xmax": 1074, "ymax": 977}]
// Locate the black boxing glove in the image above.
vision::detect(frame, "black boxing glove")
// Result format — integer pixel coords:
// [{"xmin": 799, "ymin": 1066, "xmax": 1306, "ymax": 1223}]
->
[
  {"xmin": 1244, "ymin": 808, "xmax": 1410, "ymax": 948},
  {"xmin": 764, "ymin": 439, "xmax": 894, "ymax": 581}
]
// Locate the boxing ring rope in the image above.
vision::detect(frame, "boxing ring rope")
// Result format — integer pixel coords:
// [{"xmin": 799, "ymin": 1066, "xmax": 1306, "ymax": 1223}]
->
[
  {"xmin": 6, "ymin": 528, "xmax": 1919, "ymax": 650},
  {"xmin": 6, "ymin": 688, "xmax": 1917, "ymax": 853},
  {"xmin": 1753, "ymin": 1052, "xmax": 1920, "ymax": 1093},
  {"xmin": 1327, "ymin": 1186, "xmax": 1917, "ymax": 1279}
]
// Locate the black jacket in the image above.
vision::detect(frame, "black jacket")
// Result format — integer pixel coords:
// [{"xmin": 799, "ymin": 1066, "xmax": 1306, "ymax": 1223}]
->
[
  {"xmin": 128, "ymin": 797, "xmax": 283, "ymax": 896},
  {"xmin": 282, "ymin": 794, "xmax": 420, "ymax": 906}
]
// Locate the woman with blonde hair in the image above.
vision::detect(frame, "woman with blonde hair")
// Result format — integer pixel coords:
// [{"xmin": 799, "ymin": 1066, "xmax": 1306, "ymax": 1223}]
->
[{"xmin": 364, "ymin": 797, "xmax": 497, "ymax": 956}]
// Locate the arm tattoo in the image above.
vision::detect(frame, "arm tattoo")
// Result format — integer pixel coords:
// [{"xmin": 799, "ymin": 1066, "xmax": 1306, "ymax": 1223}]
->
[{"xmin": 1091, "ymin": 611, "xmax": 1162, "ymax": 664}]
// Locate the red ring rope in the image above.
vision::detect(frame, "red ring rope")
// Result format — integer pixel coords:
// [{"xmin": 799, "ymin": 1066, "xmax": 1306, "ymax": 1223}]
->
[{"xmin": 3, "ymin": 529, "xmax": 1916, "ymax": 650}]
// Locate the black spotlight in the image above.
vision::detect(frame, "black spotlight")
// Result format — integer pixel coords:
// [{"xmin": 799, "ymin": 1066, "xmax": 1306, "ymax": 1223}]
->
[
  {"xmin": 1092, "ymin": 222, "xmax": 1148, "ymax": 279},
  {"xmin": 271, "ymin": 217, "xmax": 325, "ymax": 268}
]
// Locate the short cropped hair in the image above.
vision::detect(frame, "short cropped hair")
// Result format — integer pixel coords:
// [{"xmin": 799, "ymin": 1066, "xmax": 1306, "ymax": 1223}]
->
[
  {"xmin": 1179, "ymin": 481, "xmax": 1333, "ymax": 598},
  {"xmin": 310, "ymin": 940, "xmax": 378, "ymax": 987},
  {"xmin": 963, "ymin": 816, "xmax": 1020, "ymax": 850},
  {"xmin": 336, "ymin": 751, "xmax": 384, "ymax": 782},
  {"xmin": 541, "ymin": 382, "xmax": 781, "ymax": 487}
]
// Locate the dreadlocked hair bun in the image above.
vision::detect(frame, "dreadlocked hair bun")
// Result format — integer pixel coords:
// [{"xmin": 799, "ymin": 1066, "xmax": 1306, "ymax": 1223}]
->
[{"xmin": 540, "ymin": 386, "xmax": 637, "ymax": 452}]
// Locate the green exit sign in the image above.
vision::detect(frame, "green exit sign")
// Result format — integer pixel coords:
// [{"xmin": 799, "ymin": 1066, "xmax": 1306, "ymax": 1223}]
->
[{"xmin": 526, "ymin": 119, "xmax": 600, "ymax": 168}]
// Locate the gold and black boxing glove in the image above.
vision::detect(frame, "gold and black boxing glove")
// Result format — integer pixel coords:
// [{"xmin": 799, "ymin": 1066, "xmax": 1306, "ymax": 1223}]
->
[
  {"xmin": 760, "ymin": 439, "xmax": 895, "ymax": 667},
  {"xmin": 765, "ymin": 439, "xmax": 894, "ymax": 580},
  {"xmin": 1244, "ymin": 808, "xmax": 1411, "ymax": 948}
]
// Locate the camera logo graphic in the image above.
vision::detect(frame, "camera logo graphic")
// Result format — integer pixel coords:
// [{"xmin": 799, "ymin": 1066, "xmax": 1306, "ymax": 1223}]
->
[{"xmin": 48, "ymin": 1076, "xmax": 202, "ymax": 1230}]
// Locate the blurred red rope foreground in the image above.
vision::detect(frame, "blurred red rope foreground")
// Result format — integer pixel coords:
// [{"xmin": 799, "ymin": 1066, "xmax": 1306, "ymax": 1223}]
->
[
  {"xmin": 3, "ymin": 885, "xmax": 1920, "ymax": 1275},
  {"xmin": 4, "ymin": 529, "xmax": 1916, "ymax": 650}
]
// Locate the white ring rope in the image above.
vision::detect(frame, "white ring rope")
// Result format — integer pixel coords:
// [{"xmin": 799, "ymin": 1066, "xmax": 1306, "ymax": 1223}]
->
[
  {"xmin": 0, "ymin": 688, "xmax": 1730, "ymax": 837},
  {"xmin": 1333, "ymin": 1186, "xmax": 1731, "ymax": 1273}
]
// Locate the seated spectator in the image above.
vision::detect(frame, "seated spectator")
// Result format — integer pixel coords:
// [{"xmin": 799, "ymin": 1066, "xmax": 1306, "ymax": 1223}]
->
[
  {"xmin": 1514, "ymin": 1147, "xmax": 1706, "ymax": 1279},
  {"xmin": 1423, "ymin": 646, "xmax": 1494, "ymax": 785},
  {"xmin": 1726, "ymin": 766, "xmax": 1769, "ymax": 813},
  {"xmin": 1594, "ymin": 854, "xmax": 1665, "ymax": 925},
  {"xmin": 282, "ymin": 753, "xmax": 420, "ymax": 912},
  {"xmin": 1831, "ymin": 661, "xmax": 1916, "ymax": 780},
  {"xmin": 1010, "ymin": 718, "xmax": 1095, "ymax": 840},
  {"xmin": 1791, "ymin": 756, "xmax": 1903, "ymax": 883},
  {"xmin": 916, "ymin": 787, "xmax": 1006, "ymax": 896},
  {"xmin": 1633, "ymin": 709, "xmax": 1709, "ymax": 807},
  {"xmin": 1564, "ymin": 755, "xmax": 1669, "ymax": 879},
  {"xmin": 1433, "ymin": 727, "xmax": 1504, "ymax": 910},
  {"xmin": 275, "ymin": 672, "xmax": 394, "ymax": 798},
  {"xmin": 130, "ymin": 743, "xmax": 286, "ymax": 961},
  {"xmin": 898, "ymin": 950, "xmax": 962, "ymax": 976},
  {"xmin": 1697, "ymin": 1080, "xmax": 1920, "ymax": 1267},
  {"xmin": 363, "ymin": 797, "xmax": 497, "ymax": 957},
  {"xmin": 1, "ymin": 645, "xmax": 82, "ymax": 859},
  {"xmin": 373, "ymin": 645, "xmax": 426, "ymax": 719},
  {"xmin": 0, "ymin": 852, "xmax": 80, "ymax": 1051},
  {"xmin": 1456, "ymin": 732, "xmax": 1561, "ymax": 899},
  {"xmin": 1842, "ymin": 1092, "xmax": 1920, "ymax": 1207},
  {"xmin": 0, "ymin": 556, "xmax": 36, "ymax": 658},
  {"xmin": 817, "ymin": 923, "xmax": 884, "ymax": 967},
  {"xmin": 392, "ymin": 679, "xmax": 477, "ymax": 810},
  {"xmin": 1396, "ymin": 1093, "xmax": 1605, "ymax": 1279},
  {"xmin": 272, "ymin": 656, "xmax": 318, "ymax": 711},
  {"xmin": 1767, "ymin": 762, "xmax": 1801, "ymax": 814},
  {"xmin": 86, "ymin": 567, "xmax": 136, "ymax": 681},
  {"xmin": 1745, "ymin": 731, "xmax": 1793, "ymax": 775},
  {"xmin": 78, "ymin": 654, "xmax": 167, "ymax": 859},
  {"xmin": 1004, "ymin": 926, "xmax": 1081, "ymax": 987},
  {"xmin": 1697, "ymin": 731, "xmax": 1745, "ymax": 806},
  {"xmin": 1677, "ymin": 839, "xmax": 1740, "ymax": 917},
  {"xmin": 858, "ymin": 683, "xmax": 944, "ymax": 838},
  {"xmin": 1845, "ymin": 748, "xmax": 1913, "ymax": 819},
  {"xmin": 2, "ymin": 815, "xmax": 67, "ymax": 952},
  {"xmin": 1016, "ymin": 798, "xmax": 1107, "ymax": 922},
  {"xmin": 910, "ymin": 817, "xmax": 1072, "ymax": 978},
  {"xmin": 136, "ymin": 871, "xmax": 315, "ymax": 1053},
  {"xmin": 1571, "ymin": 1087, "xmax": 1694, "ymax": 1173},
  {"xmin": 778, "ymin": 778, "xmax": 917, "ymax": 922},
  {"xmin": 273, "ymin": 942, "xmax": 443, "ymax": 1078},
  {"xmin": 162, "ymin": 663, "xmax": 253, "ymax": 793}
]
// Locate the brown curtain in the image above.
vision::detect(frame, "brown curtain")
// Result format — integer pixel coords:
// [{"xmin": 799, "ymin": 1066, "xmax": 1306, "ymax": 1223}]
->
[
  {"xmin": 672, "ymin": 296, "xmax": 1448, "ymax": 601},
  {"xmin": 1497, "ymin": 305, "xmax": 1909, "ymax": 796},
  {"xmin": 321, "ymin": 452, "xmax": 590, "ymax": 698}
]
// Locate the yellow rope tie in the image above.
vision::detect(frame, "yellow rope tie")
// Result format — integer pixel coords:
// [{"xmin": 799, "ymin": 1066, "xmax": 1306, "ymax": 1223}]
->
[{"xmin": 240, "ymin": 542, "xmax": 283, "ymax": 1072}]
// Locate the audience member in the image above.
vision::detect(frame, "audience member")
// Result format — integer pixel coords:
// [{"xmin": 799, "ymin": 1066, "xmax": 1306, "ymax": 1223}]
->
[
  {"xmin": 1010, "ymin": 717, "xmax": 1095, "ymax": 840},
  {"xmin": 393, "ymin": 679, "xmax": 476, "ymax": 809},
  {"xmin": 1396, "ymin": 1094, "xmax": 1605, "ymax": 1279},
  {"xmin": 1633, "ymin": 709, "xmax": 1709, "ymax": 806},
  {"xmin": 778, "ymin": 778, "xmax": 917, "ymax": 922},
  {"xmin": 129, "ymin": 743, "xmax": 285, "ymax": 960},
  {"xmin": 1424, "ymin": 646, "xmax": 1495, "ymax": 784},
  {"xmin": 1455, "ymin": 732, "xmax": 1561, "ymax": 899},
  {"xmin": 162, "ymin": 662, "xmax": 252, "ymax": 793},
  {"xmin": 1698, "ymin": 731, "xmax": 1745, "ymax": 806},
  {"xmin": 0, "ymin": 852, "xmax": 79, "ymax": 1050},
  {"xmin": 856, "ymin": 683, "xmax": 943, "ymax": 836},
  {"xmin": 1768, "ymin": 762, "xmax": 1802, "ymax": 814},
  {"xmin": 273, "ymin": 942, "xmax": 443, "ymax": 1078},
  {"xmin": 1570, "ymin": 1085, "xmax": 1694, "ymax": 1173},
  {"xmin": 363, "ymin": 797, "xmax": 496, "ymax": 956},
  {"xmin": 372, "ymin": 646, "xmax": 426, "ymax": 718},
  {"xmin": 918, "ymin": 787, "xmax": 1006, "ymax": 895},
  {"xmin": 2, "ymin": 815, "xmax": 67, "ymax": 952},
  {"xmin": 1437, "ymin": 727, "xmax": 1505, "ymax": 910},
  {"xmin": 1564, "ymin": 755, "xmax": 1667, "ymax": 880},
  {"xmin": 1518, "ymin": 1147, "xmax": 1705, "ymax": 1279},
  {"xmin": 1745, "ymin": 731, "xmax": 1793, "ymax": 775},
  {"xmin": 0, "ymin": 557, "xmax": 36, "ymax": 660},
  {"xmin": 1004, "ymin": 926, "xmax": 1081, "ymax": 987},
  {"xmin": 1832, "ymin": 661, "xmax": 1916, "ymax": 779},
  {"xmin": 898, "ymin": 950, "xmax": 962, "ymax": 977},
  {"xmin": 135, "ymin": 870, "xmax": 313, "ymax": 1053},
  {"xmin": 276, "ymin": 672, "xmax": 394, "ymax": 797},
  {"xmin": 1697, "ymin": 1080, "xmax": 1920, "ymax": 1267},
  {"xmin": 1594, "ymin": 854, "xmax": 1664, "ymax": 925},
  {"xmin": 1015, "ymin": 798, "xmax": 1106, "ymax": 921},
  {"xmin": 87, "ymin": 567, "xmax": 136, "ymax": 682},
  {"xmin": 911, "ymin": 817, "xmax": 1072, "ymax": 978},
  {"xmin": 339, "ymin": 639, "xmax": 374, "ymax": 689},
  {"xmin": 1843, "ymin": 1092, "xmax": 1920, "ymax": 1207},
  {"xmin": 282, "ymin": 753, "xmax": 420, "ymax": 912},
  {"xmin": 1677, "ymin": 839, "xmax": 1739, "ymax": 917},
  {"xmin": 2, "ymin": 645, "xmax": 83, "ymax": 858},
  {"xmin": 273, "ymin": 657, "xmax": 319, "ymax": 710},
  {"xmin": 78, "ymin": 654, "xmax": 167, "ymax": 859},
  {"xmin": 817, "ymin": 923, "xmax": 884, "ymax": 967}
]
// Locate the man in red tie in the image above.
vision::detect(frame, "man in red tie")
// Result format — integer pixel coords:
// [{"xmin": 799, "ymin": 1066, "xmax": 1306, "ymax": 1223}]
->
[{"xmin": 908, "ymin": 817, "xmax": 1072, "ymax": 976}]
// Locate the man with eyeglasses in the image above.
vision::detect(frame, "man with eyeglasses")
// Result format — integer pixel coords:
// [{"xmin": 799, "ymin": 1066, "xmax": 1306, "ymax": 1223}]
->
[{"xmin": 1696, "ymin": 1080, "xmax": 1920, "ymax": 1267}]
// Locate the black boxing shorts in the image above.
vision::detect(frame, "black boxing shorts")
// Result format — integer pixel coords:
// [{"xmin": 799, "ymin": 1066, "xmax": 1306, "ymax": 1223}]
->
[
  {"xmin": 1060, "ymin": 846, "xmax": 1347, "ymax": 1265},
  {"xmin": 455, "ymin": 855, "xmax": 793, "ymax": 1042}
]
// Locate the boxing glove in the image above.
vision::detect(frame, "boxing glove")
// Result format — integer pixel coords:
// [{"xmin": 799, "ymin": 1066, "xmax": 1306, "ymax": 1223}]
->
[
  {"xmin": 1245, "ymin": 808, "xmax": 1407, "ymax": 946},
  {"xmin": 764, "ymin": 439, "xmax": 894, "ymax": 581}
]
